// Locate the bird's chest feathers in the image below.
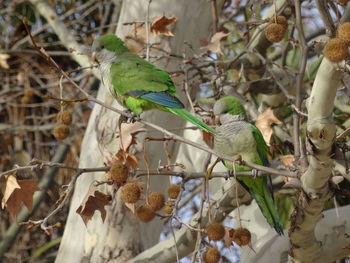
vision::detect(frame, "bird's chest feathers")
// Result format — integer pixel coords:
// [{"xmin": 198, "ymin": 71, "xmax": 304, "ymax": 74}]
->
[
  {"xmin": 100, "ymin": 60, "xmax": 124, "ymax": 104},
  {"xmin": 215, "ymin": 123, "xmax": 257, "ymax": 157}
]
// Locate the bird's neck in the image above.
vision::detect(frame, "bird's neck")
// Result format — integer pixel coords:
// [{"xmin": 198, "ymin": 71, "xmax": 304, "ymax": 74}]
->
[{"xmin": 220, "ymin": 114, "xmax": 245, "ymax": 124}]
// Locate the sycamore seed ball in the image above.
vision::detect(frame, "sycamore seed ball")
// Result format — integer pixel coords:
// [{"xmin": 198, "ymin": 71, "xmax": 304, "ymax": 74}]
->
[
  {"xmin": 56, "ymin": 110, "xmax": 73, "ymax": 125},
  {"xmin": 204, "ymin": 247, "xmax": 221, "ymax": 263},
  {"xmin": 20, "ymin": 96, "xmax": 31, "ymax": 104},
  {"xmin": 207, "ymin": 223, "xmax": 225, "ymax": 241},
  {"xmin": 53, "ymin": 124, "xmax": 70, "ymax": 140},
  {"xmin": 148, "ymin": 192, "xmax": 165, "ymax": 211},
  {"xmin": 232, "ymin": 228, "xmax": 251, "ymax": 246},
  {"xmin": 337, "ymin": 22, "xmax": 350, "ymax": 45},
  {"xmin": 109, "ymin": 162, "xmax": 129, "ymax": 184},
  {"xmin": 162, "ymin": 200, "xmax": 175, "ymax": 214},
  {"xmin": 136, "ymin": 204, "xmax": 155, "ymax": 222},
  {"xmin": 338, "ymin": 0, "xmax": 350, "ymax": 6},
  {"xmin": 24, "ymin": 88, "xmax": 35, "ymax": 97},
  {"xmin": 121, "ymin": 182, "xmax": 141, "ymax": 203},
  {"xmin": 265, "ymin": 23, "xmax": 285, "ymax": 42},
  {"xmin": 323, "ymin": 38, "xmax": 348, "ymax": 62},
  {"xmin": 167, "ymin": 184, "xmax": 180, "ymax": 199},
  {"xmin": 269, "ymin": 15, "xmax": 288, "ymax": 30}
]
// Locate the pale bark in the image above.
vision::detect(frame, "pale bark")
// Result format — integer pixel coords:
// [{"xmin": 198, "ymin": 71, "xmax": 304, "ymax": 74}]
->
[
  {"xmin": 56, "ymin": 1, "xmax": 223, "ymax": 262},
  {"xmin": 288, "ymin": 59, "xmax": 341, "ymax": 262}
]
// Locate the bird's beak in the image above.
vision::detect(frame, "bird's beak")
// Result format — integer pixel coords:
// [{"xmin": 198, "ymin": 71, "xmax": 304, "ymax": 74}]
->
[{"xmin": 214, "ymin": 116, "xmax": 221, "ymax": 125}]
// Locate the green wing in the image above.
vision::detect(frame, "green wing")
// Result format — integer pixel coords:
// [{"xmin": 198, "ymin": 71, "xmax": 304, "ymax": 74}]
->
[
  {"xmin": 110, "ymin": 52, "xmax": 176, "ymax": 95},
  {"xmin": 250, "ymin": 124, "xmax": 269, "ymax": 166}
]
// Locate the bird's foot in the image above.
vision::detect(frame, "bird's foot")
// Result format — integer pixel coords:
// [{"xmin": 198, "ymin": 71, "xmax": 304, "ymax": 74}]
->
[
  {"xmin": 252, "ymin": 169, "xmax": 258, "ymax": 179},
  {"xmin": 227, "ymin": 170, "xmax": 234, "ymax": 178},
  {"xmin": 119, "ymin": 110, "xmax": 140, "ymax": 124}
]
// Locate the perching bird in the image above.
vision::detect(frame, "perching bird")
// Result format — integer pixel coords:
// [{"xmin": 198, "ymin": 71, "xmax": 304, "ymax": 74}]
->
[
  {"xmin": 213, "ymin": 96, "xmax": 283, "ymax": 235},
  {"xmin": 91, "ymin": 34, "xmax": 216, "ymax": 134}
]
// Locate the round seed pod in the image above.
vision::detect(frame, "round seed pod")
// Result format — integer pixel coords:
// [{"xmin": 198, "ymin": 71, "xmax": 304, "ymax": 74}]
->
[
  {"xmin": 207, "ymin": 223, "xmax": 225, "ymax": 241},
  {"xmin": 109, "ymin": 162, "xmax": 129, "ymax": 184},
  {"xmin": 148, "ymin": 192, "xmax": 165, "ymax": 211},
  {"xmin": 167, "ymin": 184, "xmax": 180, "ymax": 199},
  {"xmin": 121, "ymin": 182, "xmax": 141, "ymax": 203},
  {"xmin": 53, "ymin": 124, "xmax": 70, "ymax": 140},
  {"xmin": 323, "ymin": 38, "xmax": 348, "ymax": 62},
  {"xmin": 337, "ymin": 0, "xmax": 350, "ymax": 6},
  {"xmin": 283, "ymin": 7, "xmax": 293, "ymax": 16},
  {"xmin": 162, "ymin": 200, "xmax": 175, "ymax": 214},
  {"xmin": 56, "ymin": 110, "xmax": 72, "ymax": 125},
  {"xmin": 24, "ymin": 88, "xmax": 35, "ymax": 97},
  {"xmin": 136, "ymin": 204, "xmax": 155, "ymax": 222},
  {"xmin": 20, "ymin": 96, "xmax": 31, "ymax": 104},
  {"xmin": 2, "ymin": 134, "xmax": 12, "ymax": 146},
  {"xmin": 269, "ymin": 15, "xmax": 288, "ymax": 30},
  {"xmin": 204, "ymin": 247, "xmax": 221, "ymax": 263},
  {"xmin": 337, "ymin": 22, "xmax": 350, "ymax": 45},
  {"xmin": 265, "ymin": 23, "xmax": 285, "ymax": 42},
  {"xmin": 232, "ymin": 228, "xmax": 251, "ymax": 246}
]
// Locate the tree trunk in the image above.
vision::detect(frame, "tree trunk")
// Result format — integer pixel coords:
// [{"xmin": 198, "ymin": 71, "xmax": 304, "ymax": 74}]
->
[{"xmin": 56, "ymin": 0, "xmax": 223, "ymax": 262}]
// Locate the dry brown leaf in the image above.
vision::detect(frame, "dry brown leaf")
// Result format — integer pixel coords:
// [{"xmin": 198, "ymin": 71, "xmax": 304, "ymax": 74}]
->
[
  {"xmin": 282, "ymin": 178, "xmax": 301, "ymax": 188},
  {"xmin": 125, "ymin": 24, "xmax": 147, "ymax": 54},
  {"xmin": 114, "ymin": 149, "xmax": 139, "ymax": 169},
  {"xmin": 0, "ymin": 53, "xmax": 10, "ymax": 69},
  {"xmin": 151, "ymin": 15, "xmax": 177, "ymax": 36},
  {"xmin": 223, "ymin": 227, "xmax": 235, "ymax": 247},
  {"xmin": 1, "ymin": 175, "xmax": 40, "ymax": 218},
  {"xmin": 120, "ymin": 122, "xmax": 146, "ymax": 150},
  {"xmin": 76, "ymin": 185, "xmax": 111, "ymax": 225},
  {"xmin": 124, "ymin": 202, "xmax": 136, "ymax": 214},
  {"xmin": 281, "ymin": 154, "xmax": 295, "ymax": 167},
  {"xmin": 331, "ymin": 175, "xmax": 344, "ymax": 185},
  {"xmin": 201, "ymin": 31, "xmax": 230, "ymax": 54},
  {"xmin": 255, "ymin": 108, "xmax": 282, "ymax": 145}
]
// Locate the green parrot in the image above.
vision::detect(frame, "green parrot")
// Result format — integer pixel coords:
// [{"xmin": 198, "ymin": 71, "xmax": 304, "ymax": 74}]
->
[
  {"xmin": 213, "ymin": 96, "xmax": 283, "ymax": 235},
  {"xmin": 91, "ymin": 34, "xmax": 216, "ymax": 134}
]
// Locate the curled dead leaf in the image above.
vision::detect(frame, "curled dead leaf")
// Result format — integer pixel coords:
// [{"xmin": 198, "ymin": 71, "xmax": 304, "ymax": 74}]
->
[
  {"xmin": 201, "ymin": 31, "xmax": 230, "ymax": 54},
  {"xmin": 283, "ymin": 178, "xmax": 301, "ymax": 188},
  {"xmin": 1, "ymin": 175, "xmax": 40, "ymax": 219},
  {"xmin": 223, "ymin": 227, "xmax": 235, "ymax": 247},
  {"xmin": 0, "ymin": 53, "xmax": 10, "ymax": 69},
  {"xmin": 125, "ymin": 24, "xmax": 147, "ymax": 54},
  {"xmin": 255, "ymin": 108, "xmax": 282, "ymax": 145},
  {"xmin": 281, "ymin": 155, "xmax": 295, "ymax": 167},
  {"xmin": 151, "ymin": 15, "xmax": 177, "ymax": 36},
  {"xmin": 119, "ymin": 122, "xmax": 146, "ymax": 151},
  {"xmin": 76, "ymin": 185, "xmax": 111, "ymax": 225},
  {"xmin": 331, "ymin": 175, "xmax": 344, "ymax": 185}
]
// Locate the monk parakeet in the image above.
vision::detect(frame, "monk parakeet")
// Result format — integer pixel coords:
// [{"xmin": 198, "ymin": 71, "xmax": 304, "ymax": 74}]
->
[
  {"xmin": 213, "ymin": 96, "xmax": 283, "ymax": 235},
  {"xmin": 91, "ymin": 34, "xmax": 216, "ymax": 134}
]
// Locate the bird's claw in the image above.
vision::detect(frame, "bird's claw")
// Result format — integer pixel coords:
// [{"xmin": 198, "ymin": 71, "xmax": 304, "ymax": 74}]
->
[
  {"xmin": 119, "ymin": 110, "xmax": 140, "ymax": 124},
  {"xmin": 227, "ymin": 170, "xmax": 234, "ymax": 178},
  {"xmin": 252, "ymin": 169, "xmax": 258, "ymax": 179}
]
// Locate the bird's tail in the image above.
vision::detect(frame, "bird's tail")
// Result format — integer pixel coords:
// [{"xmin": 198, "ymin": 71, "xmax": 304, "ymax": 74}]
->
[
  {"xmin": 168, "ymin": 108, "xmax": 216, "ymax": 134},
  {"xmin": 250, "ymin": 184, "xmax": 284, "ymax": 235}
]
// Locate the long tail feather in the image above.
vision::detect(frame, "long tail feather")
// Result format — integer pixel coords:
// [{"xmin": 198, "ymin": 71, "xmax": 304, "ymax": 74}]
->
[
  {"xmin": 251, "ymin": 185, "xmax": 284, "ymax": 235},
  {"xmin": 168, "ymin": 108, "xmax": 216, "ymax": 134},
  {"xmin": 238, "ymin": 177, "xmax": 284, "ymax": 235}
]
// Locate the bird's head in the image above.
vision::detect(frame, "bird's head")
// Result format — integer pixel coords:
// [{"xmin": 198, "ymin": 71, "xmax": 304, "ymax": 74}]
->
[
  {"xmin": 213, "ymin": 96, "xmax": 247, "ymax": 124},
  {"xmin": 91, "ymin": 34, "xmax": 128, "ymax": 63}
]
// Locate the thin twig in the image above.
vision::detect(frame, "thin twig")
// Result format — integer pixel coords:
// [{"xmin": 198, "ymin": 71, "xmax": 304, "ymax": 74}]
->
[
  {"xmin": 145, "ymin": 0, "xmax": 152, "ymax": 61},
  {"xmin": 293, "ymin": 0, "xmax": 309, "ymax": 166}
]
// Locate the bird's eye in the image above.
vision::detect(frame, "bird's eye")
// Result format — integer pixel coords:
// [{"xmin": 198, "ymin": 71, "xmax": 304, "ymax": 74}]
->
[{"xmin": 100, "ymin": 44, "xmax": 105, "ymax": 49}]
